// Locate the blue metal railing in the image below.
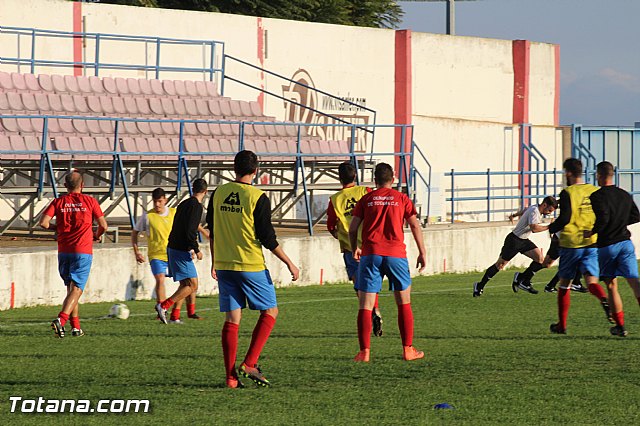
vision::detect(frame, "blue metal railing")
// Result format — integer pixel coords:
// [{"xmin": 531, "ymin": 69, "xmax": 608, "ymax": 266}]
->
[
  {"xmin": 0, "ymin": 114, "xmax": 425, "ymax": 235},
  {"xmin": 0, "ymin": 26, "xmax": 225, "ymax": 80}
]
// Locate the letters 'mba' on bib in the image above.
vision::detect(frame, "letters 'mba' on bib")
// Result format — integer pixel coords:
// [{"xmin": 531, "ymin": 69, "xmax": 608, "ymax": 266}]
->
[{"xmin": 213, "ymin": 182, "xmax": 266, "ymax": 271}]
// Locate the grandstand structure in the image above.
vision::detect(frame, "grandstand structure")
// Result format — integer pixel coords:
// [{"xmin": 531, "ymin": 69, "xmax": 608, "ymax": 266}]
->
[{"xmin": 0, "ymin": 26, "xmax": 426, "ymax": 237}]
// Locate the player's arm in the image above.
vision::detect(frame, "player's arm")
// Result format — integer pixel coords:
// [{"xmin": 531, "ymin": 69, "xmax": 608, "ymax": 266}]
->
[
  {"xmin": 254, "ymin": 194, "xmax": 299, "ymax": 280},
  {"xmin": 529, "ymin": 223, "xmax": 550, "ymax": 233},
  {"xmin": 326, "ymin": 199, "xmax": 338, "ymax": 239},
  {"xmin": 587, "ymin": 190, "xmax": 608, "ymax": 238},
  {"xmin": 407, "ymin": 215, "xmax": 427, "ymax": 272},
  {"xmin": 39, "ymin": 202, "xmax": 55, "ymax": 229},
  {"xmin": 131, "ymin": 212, "xmax": 147, "ymax": 263},
  {"xmin": 508, "ymin": 209, "xmax": 526, "ymax": 223},
  {"xmin": 548, "ymin": 190, "xmax": 571, "ymax": 235},
  {"xmin": 94, "ymin": 216, "xmax": 108, "ymax": 241},
  {"xmin": 628, "ymin": 196, "xmax": 640, "ymax": 226},
  {"xmin": 186, "ymin": 202, "xmax": 203, "ymax": 259},
  {"xmin": 348, "ymin": 216, "xmax": 363, "ymax": 261},
  {"xmin": 207, "ymin": 191, "xmax": 216, "ymax": 279},
  {"xmin": 198, "ymin": 224, "xmax": 210, "ymax": 240}
]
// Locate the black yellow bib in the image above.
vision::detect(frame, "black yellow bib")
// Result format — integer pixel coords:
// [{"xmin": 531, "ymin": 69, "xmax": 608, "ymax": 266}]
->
[
  {"xmin": 558, "ymin": 183, "xmax": 598, "ymax": 248},
  {"xmin": 147, "ymin": 207, "xmax": 176, "ymax": 261},
  {"xmin": 212, "ymin": 182, "xmax": 266, "ymax": 271},
  {"xmin": 330, "ymin": 185, "xmax": 369, "ymax": 251}
]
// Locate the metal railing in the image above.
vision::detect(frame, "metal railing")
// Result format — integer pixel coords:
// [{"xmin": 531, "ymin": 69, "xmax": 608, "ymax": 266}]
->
[
  {"xmin": 0, "ymin": 26, "xmax": 225, "ymax": 80},
  {"xmin": 0, "ymin": 114, "xmax": 426, "ymax": 235}
]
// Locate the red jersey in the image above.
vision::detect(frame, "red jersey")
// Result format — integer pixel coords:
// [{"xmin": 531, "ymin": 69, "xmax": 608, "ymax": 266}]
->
[
  {"xmin": 351, "ymin": 187, "xmax": 417, "ymax": 258},
  {"xmin": 43, "ymin": 193, "xmax": 104, "ymax": 255}
]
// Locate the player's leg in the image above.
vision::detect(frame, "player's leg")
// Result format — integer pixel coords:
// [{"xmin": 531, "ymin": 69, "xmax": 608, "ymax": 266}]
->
[
  {"xmin": 515, "ymin": 246, "xmax": 544, "ymax": 293},
  {"xmin": 354, "ymin": 255, "xmax": 383, "ymax": 362},
  {"xmin": 238, "ymin": 270, "xmax": 278, "ymax": 386},
  {"xmin": 52, "ymin": 254, "xmax": 90, "ymax": 338},
  {"xmin": 170, "ymin": 297, "xmax": 183, "ymax": 323},
  {"xmin": 347, "ymin": 251, "xmax": 383, "ymax": 337},
  {"xmin": 474, "ymin": 257, "xmax": 509, "ymax": 297},
  {"xmin": 385, "ymin": 256, "xmax": 423, "ymax": 361},
  {"xmin": 157, "ymin": 249, "xmax": 198, "ymax": 324},
  {"xmin": 550, "ymin": 248, "xmax": 583, "ymax": 334},
  {"xmin": 618, "ymin": 240, "xmax": 640, "ymax": 308},
  {"xmin": 217, "ymin": 270, "xmax": 246, "ymax": 388},
  {"xmin": 185, "ymin": 291, "xmax": 202, "ymax": 320},
  {"xmin": 604, "ymin": 278, "xmax": 627, "ymax": 336},
  {"xmin": 69, "ymin": 292, "xmax": 83, "ymax": 337}
]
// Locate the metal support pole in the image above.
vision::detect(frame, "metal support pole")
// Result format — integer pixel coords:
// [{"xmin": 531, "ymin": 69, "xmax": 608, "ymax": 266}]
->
[
  {"xmin": 450, "ymin": 169, "xmax": 455, "ymax": 223},
  {"xmin": 486, "ymin": 168, "xmax": 491, "ymax": 222},
  {"xmin": 95, "ymin": 34, "xmax": 101, "ymax": 76},
  {"xmin": 446, "ymin": 0, "xmax": 455, "ymax": 35},
  {"xmin": 155, "ymin": 38, "xmax": 161, "ymax": 80}
]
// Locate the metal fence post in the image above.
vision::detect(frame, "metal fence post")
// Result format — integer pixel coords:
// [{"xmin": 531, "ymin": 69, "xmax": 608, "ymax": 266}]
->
[
  {"xmin": 155, "ymin": 37, "xmax": 161, "ymax": 79},
  {"xmin": 30, "ymin": 29, "xmax": 36, "ymax": 74},
  {"xmin": 94, "ymin": 33, "xmax": 101, "ymax": 76},
  {"xmin": 450, "ymin": 169, "xmax": 455, "ymax": 223},
  {"xmin": 487, "ymin": 168, "xmax": 491, "ymax": 222}
]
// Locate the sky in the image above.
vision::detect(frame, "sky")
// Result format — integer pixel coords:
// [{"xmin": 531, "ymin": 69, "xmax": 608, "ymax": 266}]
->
[{"xmin": 398, "ymin": 0, "xmax": 640, "ymax": 126}]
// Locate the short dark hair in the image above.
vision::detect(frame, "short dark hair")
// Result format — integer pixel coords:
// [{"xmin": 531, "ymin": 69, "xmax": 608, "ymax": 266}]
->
[
  {"xmin": 542, "ymin": 195, "xmax": 558, "ymax": 209},
  {"xmin": 338, "ymin": 162, "xmax": 356, "ymax": 185},
  {"xmin": 234, "ymin": 150, "xmax": 258, "ymax": 177},
  {"xmin": 596, "ymin": 161, "xmax": 614, "ymax": 177},
  {"xmin": 192, "ymin": 178, "xmax": 207, "ymax": 194},
  {"xmin": 151, "ymin": 188, "xmax": 166, "ymax": 200},
  {"xmin": 64, "ymin": 170, "xmax": 83, "ymax": 190},
  {"xmin": 374, "ymin": 163, "xmax": 394, "ymax": 185},
  {"xmin": 563, "ymin": 158, "xmax": 583, "ymax": 177}
]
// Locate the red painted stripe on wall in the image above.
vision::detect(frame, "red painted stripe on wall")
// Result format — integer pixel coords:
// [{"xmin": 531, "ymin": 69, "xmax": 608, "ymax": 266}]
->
[
  {"xmin": 512, "ymin": 40, "xmax": 531, "ymax": 201},
  {"xmin": 554, "ymin": 44, "xmax": 560, "ymax": 126},
  {"xmin": 394, "ymin": 30, "xmax": 412, "ymax": 179},
  {"xmin": 73, "ymin": 2, "xmax": 82, "ymax": 76},
  {"xmin": 257, "ymin": 17, "xmax": 265, "ymax": 110}
]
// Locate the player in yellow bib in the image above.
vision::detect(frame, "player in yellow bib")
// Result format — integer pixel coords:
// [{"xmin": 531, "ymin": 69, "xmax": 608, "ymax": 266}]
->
[
  {"xmin": 547, "ymin": 158, "xmax": 611, "ymax": 334},
  {"xmin": 327, "ymin": 162, "xmax": 383, "ymax": 336}
]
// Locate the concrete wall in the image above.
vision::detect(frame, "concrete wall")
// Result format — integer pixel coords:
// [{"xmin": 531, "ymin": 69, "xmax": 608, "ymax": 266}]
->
[{"xmin": 4, "ymin": 223, "xmax": 640, "ymax": 310}]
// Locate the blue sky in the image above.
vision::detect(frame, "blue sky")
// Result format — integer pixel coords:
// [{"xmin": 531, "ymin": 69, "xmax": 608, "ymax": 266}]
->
[{"xmin": 398, "ymin": 0, "xmax": 640, "ymax": 126}]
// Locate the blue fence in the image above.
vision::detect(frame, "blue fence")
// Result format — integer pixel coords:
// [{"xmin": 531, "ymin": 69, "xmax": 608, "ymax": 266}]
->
[{"xmin": 0, "ymin": 26, "xmax": 225, "ymax": 80}]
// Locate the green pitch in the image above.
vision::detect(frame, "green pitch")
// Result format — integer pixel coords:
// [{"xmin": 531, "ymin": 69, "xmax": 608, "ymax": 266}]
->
[{"xmin": 2, "ymin": 268, "xmax": 640, "ymax": 424}]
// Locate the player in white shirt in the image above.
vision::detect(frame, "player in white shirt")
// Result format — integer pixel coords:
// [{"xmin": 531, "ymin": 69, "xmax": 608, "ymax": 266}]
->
[{"xmin": 473, "ymin": 196, "xmax": 557, "ymax": 297}]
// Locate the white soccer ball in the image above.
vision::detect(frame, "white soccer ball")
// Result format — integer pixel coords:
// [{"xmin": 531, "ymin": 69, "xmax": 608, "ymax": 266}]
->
[{"xmin": 109, "ymin": 303, "xmax": 130, "ymax": 320}]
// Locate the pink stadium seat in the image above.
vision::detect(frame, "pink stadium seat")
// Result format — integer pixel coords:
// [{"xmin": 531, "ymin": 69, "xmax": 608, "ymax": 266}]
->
[
  {"xmin": 160, "ymin": 121, "xmax": 179, "ymax": 136},
  {"xmin": 149, "ymin": 79, "xmax": 165, "ymax": 96},
  {"xmin": 46, "ymin": 118, "xmax": 62, "ymax": 135},
  {"xmin": 194, "ymin": 81, "xmax": 208, "ymax": 98},
  {"xmin": 24, "ymin": 74, "xmax": 40, "ymax": 92},
  {"xmin": 145, "ymin": 138, "xmax": 163, "ymax": 160},
  {"xmin": 19, "ymin": 94, "xmax": 41, "ymax": 113},
  {"xmin": 149, "ymin": 120, "xmax": 163, "ymax": 135},
  {"xmin": 229, "ymin": 101, "xmax": 244, "ymax": 118},
  {"xmin": 51, "ymin": 75, "xmax": 67, "ymax": 93},
  {"xmin": 254, "ymin": 139, "xmax": 268, "ymax": 154},
  {"xmin": 159, "ymin": 138, "xmax": 179, "ymax": 155},
  {"xmin": 243, "ymin": 124, "xmax": 257, "ymax": 137},
  {"xmin": 174, "ymin": 80, "xmax": 188, "ymax": 97},
  {"xmin": 11, "ymin": 135, "xmax": 40, "ymax": 160},
  {"xmin": 7, "ymin": 92, "xmax": 25, "ymax": 111},
  {"xmin": 243, "ymin": 139, "xmax": 257, "ymax": 153},
  {"xmin": 185, "ymin": 80, "xmax": 198, "ymax": 98},
  {"xmin": 249, "ymin": 101, "xmax": 263, "ymax": 117},
  {"xmin": 122, "ymin": 121, "xmax": 140, "ymax": 135},
  {"xmin": 194, "ymin": 99, "xmax": 209, "ymax": 116},
  {"xmin": 0, "ymin": 92, "xmax": 10, "ymax": 111},
  {"xmin": 208, "ymin": 123, "xmax": 222, "ymax": 137},
  {"xmin": 17, "ymin": 118, "xmax": 35, "ymax": 133},
  {"xmin": 123, "ymin": 97, "xmax": 138, "ymax": 115},
  {"xmin": 57, "ymin": 118, "xmax": 75, "ymax": 134},
  {"xmin": 72, "ymin": 95, "xmax": 90, "ymax": 114},
  {"xmin": 120, "ymin": 137, "xmax": 142, "ymax": 161},
  {"xmin": 29, "ymin": 117, "xmax": 44, "ymax": 133},
  {"xmin": 38, "ymin": 74, "xmax": 54, "ymax": 92},
  {"xmin": 0, "ymin": 72, "xmax": 14, "ymax": 92},
  {"xmin": 0, "ymin": 135, "xmax": 15, "ymax": 159},
  {"xmin": 11, "ymin": 73, "xmax": 27, "ymax": 91},
  {"xmin": 183, "ymin": 122, "xmax": 198, "ymax": 136},
  {"xmin": 207, "ymin": 99, "xmax": 222, "ymax": 117},
  {"xmin": 1, "ymin": 118, "xmax": 20, "ymax": 133},
  {"xmin": 127, "ymin": 78, "xmax": 142, "ymax": 96},
  {"xmin": 207, "ymin": 139, "xmax": 224, "ymax": 160},
  {"xmin": 102, "ymin": 77, "xmax": 118, "ymax": 95},
  {"xmin": 219, "ymin": 100, "xmax": 233, "ymax": 117},
  {"xmin": 163, "ymin": 80, "xmax": 177, "ymax": 97},
  {"xmin": 60, "ymin": 94, "xmax": 76, "ymax": 113},
  {"xmin": 115, "ymin": 77, "xmax": 130, "ymax": 96},
  {"xmin": 86, "ymin": 119, "xmax": 102, "ymax": 135},
  {"xmin": 137, "ymin": 121, "xmax": 153, "ymax": 135},
  {"xmin": 47, "ymin": 94, "xmax": 64, "ymax": 113},
  {"xmin": 173, "ymin": 99, "xmax": 187, "ymax": 116},
  {"xmin": 252, "ymin": 124, "xmax": 268, "ymax": 138},
  {"xmin": 95, "ymin": 137, "xmax": 113, "ymax": 156},
  {"xmin": 76, "ymin": 76, "xmax": 92, "ymax": 94},
  {"xmin": 88, "ymin": 76, "xmax": 105, "ymax": 94},
  {"xmin": 274, "ymin": 124, "xmax": 288, "ymax": 138},
  {"xmin": 204, "ymin": 81, "xmax": 218, "ymax": 97},
  {"xmin": 183, "ymin": 138, "xmax": 201, "ymax": 160},
  {"xmin": 219, "ymin": 123, "xmax": 236, "ymax": 137},
  {"xmin": 51, "ymin": 137, "xmax": 74, "ymax": 160},
  {"xmin": 64, "ymin": 75, "xmax": 80, "ymax": 94},
  {"xmin": 135, "ymin": 98, "xmax": 152, "ymax": 115},
  {"xmin": 139, "ymin": 79, "xmax": 153, "ymax": 96},
  {"xmin": 149, "ymin": 97, "xmax": 164, "ymax": 116},
  {"xmin": 34, "ymin": 93, "xmax": 50, "ymax": 112},
  {"xmin": 194, "ymin": 122, "xmax": 211, "ymax": 136},
  {"xmin": 284, "ymin": 123, "xmax": 299, "ymax": 137},
  {"xmin": 72, "ymin": 119, "xmax": 89, "ymax": 134},
  {"xmin": 184, "ymin": 99, "xmax": 198, "ymax": 116},
  {"xmin": 98, "ymin": 96, "xmax": 115, "ymax": 115},
  {"xmin": 86, "ymin": 96, "xmax": 102, "ymax": 114},
  {"xmin": 239, "ymin": 101, "xmax": 254, "ymax": 118},
  {"xmin": 80, "ymin": 136, "xmax": 100, "ymax": 160},
  {"xmin": 112, "ymin": 97, "xmax": 127, "ymax": 115},
  {"xmin": 98, "ymin": 119, "xmax": 115, "ymax": 135},
  {"xmin": 161, "ymin": 98, "xmax": 175, "ymax": 116}
]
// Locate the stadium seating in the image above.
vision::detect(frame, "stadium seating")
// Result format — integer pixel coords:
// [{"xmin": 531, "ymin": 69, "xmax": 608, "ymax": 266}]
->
[{"xmin": 0, "ymin": 71, "xmax": 351, "ymax": 163}]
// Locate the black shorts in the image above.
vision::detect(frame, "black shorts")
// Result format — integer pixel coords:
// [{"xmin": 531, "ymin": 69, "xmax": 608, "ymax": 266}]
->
[
  {"xmin": 499, "ymin": 232, "xmax": 538, "ymax": 261},
  {"xmin": 547, "ymin": 235, "xmax": 560, "ymax": 260}
]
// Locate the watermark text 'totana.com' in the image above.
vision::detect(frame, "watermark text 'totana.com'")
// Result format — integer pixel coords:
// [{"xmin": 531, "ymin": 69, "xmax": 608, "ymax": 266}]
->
[{"xmin": 9, "ymin": 397, "xmax": 150, "ymax": 413}]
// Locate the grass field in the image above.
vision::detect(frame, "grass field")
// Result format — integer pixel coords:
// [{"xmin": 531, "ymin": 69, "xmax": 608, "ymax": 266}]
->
[{"xmin": 2, "ymin": 267, "xmax": 640, "ymax": 425}]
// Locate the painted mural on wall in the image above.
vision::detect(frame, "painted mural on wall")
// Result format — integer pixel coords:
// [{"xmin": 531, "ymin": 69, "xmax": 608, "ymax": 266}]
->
[{"xmin": 281, "ymin": 69, "xmax": 373, "ymax": 152}]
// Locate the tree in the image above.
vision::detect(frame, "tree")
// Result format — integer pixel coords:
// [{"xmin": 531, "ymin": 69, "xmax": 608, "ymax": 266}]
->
[{"xmin": 93, "ymin": 0, "xmax": 404, "ymax": 29}]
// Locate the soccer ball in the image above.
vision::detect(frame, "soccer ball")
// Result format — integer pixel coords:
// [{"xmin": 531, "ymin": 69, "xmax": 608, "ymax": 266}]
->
[{"xmin": 109, "ymin": 303, "xmax": 130, "ymax": 320}]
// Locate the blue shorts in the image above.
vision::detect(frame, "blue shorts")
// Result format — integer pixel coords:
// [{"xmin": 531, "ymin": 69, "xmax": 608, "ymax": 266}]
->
[
  {"xmin": 558, "ymin": 247, "xmax": 599, "ymax": 280},
  {"xmin": 343, "ymin": 252, "xmax": 359, "ymax": 282},
  {"xmin": 150, "ymin": 259, "xmax": 170, "ymax": 277},
  {"xmin": 217, "ymin": 270, "xmax": 277, "ymax": 312},
  {"xmin": 356, "ymin": 255, "xmax": 411, "ymax": 293},
  {"xmin": 599, "ymin": 240, "xmax": 639, "ymax": 279},
  {"xmin": 167, "ymin": 248, "xmax": 198, "ymax": 282},
  {"xmin": 58, "ymin": 253, "xmax": 93, "ymax": 290}
]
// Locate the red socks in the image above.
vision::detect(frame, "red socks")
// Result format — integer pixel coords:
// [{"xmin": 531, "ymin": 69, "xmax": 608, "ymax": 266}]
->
[
  {"xmin": 558, "ymin": 288, "xmax": 571, "ymax": 330},
  {"xmin": 588, "ymin": 283, "xmax": 607, "ymax": 301},
  {"xmin": 357, "ymin": 309, "xmax": 372, "ymax": 351},
  {"xmin": 187, "ymin": 303, "xmax": 196, "ymax": 317},
  {"xmin": 243, "ymin": 313, "xmax": 276, "ymax": 367},
  {"xmin": 374, "ymin": 294, "xmax": 379, "ymax": 310},
  {"xmin": 397, "ymin": 303, "xmax": 414, "ymax": 347},
  {"xmin": 58, "ymin": 311, "xmax": 69, "ymax": 327},
  {"xmin": 160, "ymin": 298, "xmax": 175, "ymax": 310},
  {"xmin": 170, "ymin": 308, "xmax": 180, "ymax": 321},
  {"xmin": 222, "ymin": 322, "xmax": 239, "ymax": 379},
  {"xmin": 613, "ymin": 311, "xmax": 625, "ymax": 327},
  {"xmin": 70, "ymin": 316, "xmax": 80, "ymax": 330}
]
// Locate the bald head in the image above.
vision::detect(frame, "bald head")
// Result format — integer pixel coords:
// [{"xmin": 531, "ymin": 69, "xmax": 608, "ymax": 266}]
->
[{"xmin": 65, "ymin": 171, "xmax": 83, "ymax": 192}]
